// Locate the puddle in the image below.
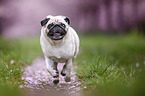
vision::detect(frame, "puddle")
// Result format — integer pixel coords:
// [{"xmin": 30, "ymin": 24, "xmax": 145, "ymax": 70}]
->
[{"xmin": 21, "ymin": 57, "xmax": 83, "ymax": 96}]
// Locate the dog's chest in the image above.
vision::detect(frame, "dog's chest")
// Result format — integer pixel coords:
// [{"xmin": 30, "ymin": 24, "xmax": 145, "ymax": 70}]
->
[{"xmin": 43, "ymin": 40, "xmax": 75, "ymax": 59}]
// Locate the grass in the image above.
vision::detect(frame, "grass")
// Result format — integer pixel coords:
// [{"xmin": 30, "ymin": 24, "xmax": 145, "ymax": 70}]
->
[
  {"xmin": 76, "ymin": 56, "xmax": 135, "ymax": 87},
  {"xmin": 0, "ymin": 32, "xmax": 145, "ymax": 96},
  {"xmin": 0, "ymin": 37, "xmax": 42, "ymax": 95},
  {"xmin": 74, "ymin": 32, "xmax": 145, "ymax": 95}
]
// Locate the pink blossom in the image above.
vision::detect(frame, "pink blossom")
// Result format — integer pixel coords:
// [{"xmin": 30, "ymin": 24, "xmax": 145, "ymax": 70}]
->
[{"xmin": 10, "ymin": 60, "xmax": 14, "ymax": 64}]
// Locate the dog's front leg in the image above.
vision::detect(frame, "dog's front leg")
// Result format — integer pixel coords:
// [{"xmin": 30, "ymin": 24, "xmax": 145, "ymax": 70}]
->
[
  {"xmin": 45, "ymin": 56, "xmax": 59, "ymax": 84},
  {"xmin": 65, "ymin": 59, "xmax": 72, "ymax": 82}
]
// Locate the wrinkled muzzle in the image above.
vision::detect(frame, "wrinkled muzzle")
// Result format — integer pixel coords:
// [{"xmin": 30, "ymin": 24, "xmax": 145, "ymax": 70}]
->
[{"xmin": 47, "ymin": 25, "xmax": 67, "ymax": 40}]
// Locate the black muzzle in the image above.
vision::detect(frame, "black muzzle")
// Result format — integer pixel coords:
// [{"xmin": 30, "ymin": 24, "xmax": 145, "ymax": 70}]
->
[{"xmin": 47, "ymin": 25, "xmax": 67, "ymax": 40}]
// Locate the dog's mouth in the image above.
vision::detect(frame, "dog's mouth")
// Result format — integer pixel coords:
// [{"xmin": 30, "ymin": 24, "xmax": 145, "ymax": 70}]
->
[
  {"xmin": 48, "ymin": 32, "xmax": 66, "ymax": 40},
  {"xmin": 47, "ymin": 25, "xmax": 67, "ymax": 40}
]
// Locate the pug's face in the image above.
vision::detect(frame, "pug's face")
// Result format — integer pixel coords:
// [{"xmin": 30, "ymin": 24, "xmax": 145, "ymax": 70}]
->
[{"xmin": 41, "ymin": 15, "xmax": 70, "ymax": 40}]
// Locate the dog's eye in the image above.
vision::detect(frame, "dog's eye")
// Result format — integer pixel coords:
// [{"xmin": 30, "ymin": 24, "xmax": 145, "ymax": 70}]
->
[
  {"xmin": 47, "ymin": 23, "xmax": 54, "ymax": 29},
  {"xmin": 60, "ymin": 23, "xmax": 66, "ymax": 28}
]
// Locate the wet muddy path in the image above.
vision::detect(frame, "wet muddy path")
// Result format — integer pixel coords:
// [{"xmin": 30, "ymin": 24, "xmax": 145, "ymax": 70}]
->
[{"xmin": 21, "ymin": 57, "xmax": 83, "ymax": 96}]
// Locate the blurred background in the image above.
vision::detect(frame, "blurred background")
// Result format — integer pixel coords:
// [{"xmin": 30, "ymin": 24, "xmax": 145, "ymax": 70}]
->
[{"xmin": 0, "ymin": 0, "xmax": 145, "ymax": 37}]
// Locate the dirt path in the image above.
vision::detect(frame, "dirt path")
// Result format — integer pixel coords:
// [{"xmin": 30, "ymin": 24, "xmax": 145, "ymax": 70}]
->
[{"xmin": 21, "ymin": 57, "xmax": 83, "ymax": 96}]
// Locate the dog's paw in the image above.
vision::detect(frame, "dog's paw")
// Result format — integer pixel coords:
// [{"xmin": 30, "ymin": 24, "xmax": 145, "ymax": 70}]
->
[
  {"xmin": 53, "ymin": 73, "xmax": 59, "ymax": 84},
  {"xmin": 61, "ymin": 71, "xmax": 66, "ymax": 76},
  {"xmin": 53, "ymin": 79, "xmax": 59, "ymax": 84},
  {"xmin": 53, "ymin": 71, "xmax": 59, "ymax": 78}
]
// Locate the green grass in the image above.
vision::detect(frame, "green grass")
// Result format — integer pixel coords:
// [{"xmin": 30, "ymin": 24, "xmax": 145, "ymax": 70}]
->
[
  {"xmin": 76, "ymin": 56, "xmax": 135, "ymax": 87},
  {"xmin": 0, "ymin": 33, "xmax": 145, "ymax": 96},
  {"xmin": 0, "ymin": 37, "xmax": 42, "ymax": 87},
  {"xmin": 74, "ymin": 33, "xmax": 145, "ymax": 95}
]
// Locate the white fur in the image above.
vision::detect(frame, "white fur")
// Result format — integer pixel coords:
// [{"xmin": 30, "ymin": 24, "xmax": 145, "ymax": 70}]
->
[{"xmin": 40, "ymin": 15, "xmax": 79, "ymax": 83}]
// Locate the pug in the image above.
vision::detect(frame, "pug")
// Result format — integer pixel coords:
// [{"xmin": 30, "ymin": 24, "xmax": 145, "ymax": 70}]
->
[{"xmin": 40, "ymin": 15, "xmax": 79, "ymax": 84}]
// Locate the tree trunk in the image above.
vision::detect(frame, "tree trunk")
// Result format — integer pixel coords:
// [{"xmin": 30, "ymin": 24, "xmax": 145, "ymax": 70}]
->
[
  {"xmin": 117, "ymin": 0, "xmax": 124, "ymax": 33},
  {"xmin": 103, "ymin": 0, "xmax": 112, "ymax": 32}
]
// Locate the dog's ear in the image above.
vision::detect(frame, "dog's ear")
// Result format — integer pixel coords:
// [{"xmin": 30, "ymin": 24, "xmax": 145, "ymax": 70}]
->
[
  {"xmin": 41, "ymin": 18, "xmax": 50, "ymax": 26},
  {"xmin": 64, "ymin": 17, "xmax": 70, "ymax": 25}
]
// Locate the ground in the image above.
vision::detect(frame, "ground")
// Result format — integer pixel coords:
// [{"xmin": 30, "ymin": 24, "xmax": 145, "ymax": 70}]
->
[{"xmin": 22, "ymin": 57, "xmax": 82, "ymax": 96}]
